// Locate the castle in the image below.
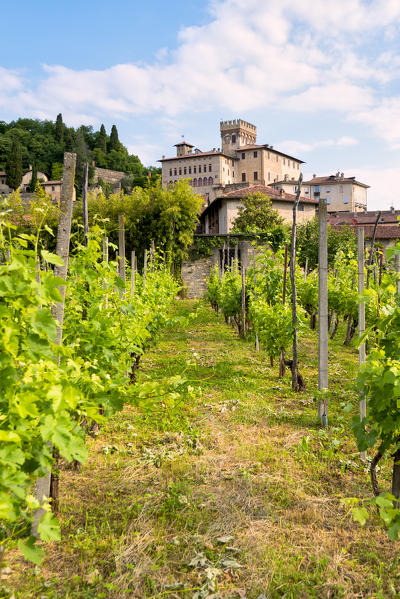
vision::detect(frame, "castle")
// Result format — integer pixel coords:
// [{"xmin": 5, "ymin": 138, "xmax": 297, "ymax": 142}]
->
[{"xmin": 159, "ymin": 119, "xmax": 304, "ymax": 203}]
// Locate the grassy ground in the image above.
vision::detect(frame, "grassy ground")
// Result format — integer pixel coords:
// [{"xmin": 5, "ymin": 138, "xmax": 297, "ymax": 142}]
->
[{"xmin": 5, "ymin": 300, "xmax": 400, "ymax": 598}]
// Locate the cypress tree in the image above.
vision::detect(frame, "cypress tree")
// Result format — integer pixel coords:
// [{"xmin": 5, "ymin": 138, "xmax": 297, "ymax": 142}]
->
[
  {"xmin": 55, "ymin": 113, "xmax": 64, "ymax": 142},
  {"xmin": 64, "ymin": 128, "xmax": 74, "ymax": 151},
  {"xmin": 6, "ymin": 138, "xmax": 23, "ymax": 190},
  {"xmin": 28, "ymin": 161, "xmax": 37, "ymax": 192},
  {"xmin": 109, "ymin": 125, "xmax": 120, "ymax": 151},
  {"xmin": 98, "ymin": 124, "xmax": 107, "ymax": 153}
]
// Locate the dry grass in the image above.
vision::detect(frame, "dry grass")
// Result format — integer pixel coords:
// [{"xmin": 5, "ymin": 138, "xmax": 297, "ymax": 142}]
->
[{"xmin": 5, "ymin": 300, "xmax": 400, "ymax": 599}]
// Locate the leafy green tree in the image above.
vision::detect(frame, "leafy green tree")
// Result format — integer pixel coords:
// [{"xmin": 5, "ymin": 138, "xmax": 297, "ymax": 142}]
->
[
  {"xmin": 64, "ymin": 128, "xmax": 74, "ymax": 152},
  {"xmin": 51, "ymin": 162, "xmax": 63, "ymax": 180},
  {"xmin": 232, "ymin": 192, "xmax": 284, "ymax": 233},
  {"xmin": 297, "ymin": 217, "xmax": 356, "ymax": 269},
  {"xmin": 97, "ymin": 124, "xmax": 107, "ymax": 153},
  {"xmin": 28, "ymin": 161, "xmax": 37, "ymax": 192},
  {"xmin": 6, "ymin": 138, "xmax": 23, "ymax": 189},
  {"xmin": 55, "ymin": 113, "xmax": 63, "ymax": 142},
  {"xmin": 109, "ymin": 125, "xmax": 120, "ymax": 152}
]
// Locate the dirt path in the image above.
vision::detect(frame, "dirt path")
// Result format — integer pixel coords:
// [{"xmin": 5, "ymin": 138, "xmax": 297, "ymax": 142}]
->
[{"xmin": 9, "ymin": 301, "xmax": 399, "ymax": 598}]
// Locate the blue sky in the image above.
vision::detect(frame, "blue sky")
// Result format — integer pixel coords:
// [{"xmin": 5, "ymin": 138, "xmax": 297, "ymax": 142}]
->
[{"xmin": 1, "ymin": 0, "xmax": 400, "ymax": 209}]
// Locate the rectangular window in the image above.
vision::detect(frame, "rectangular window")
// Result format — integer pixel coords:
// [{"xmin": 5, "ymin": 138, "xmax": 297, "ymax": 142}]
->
[
  {"xmin": 254, "ymin": 151, "xmax": 258, "ymax": 158},
  {"xmin": 268, "ymin": 172, "xmax": 270, "ymax": 181},
  {"xmin": 314, "ymin": 186, "xmax": 320, "ymax": 194},
  {"xmin": 184, "ymin": 167, "xmax": 187, "ymax": 175},
  {"xmin": 242, "ymin": 173, "xmax": 246, "ymax": 182},
  {"xmin": 174, "ymin": 168, "xmax": 177, "ymax": 176},
  {"xmin": 199, "ymin": 165, "xmax": 202, "ymax": 173},
  {"xmin": 242, "ymin": 152, "xmax": 245, "ymax": 159},
  {"xmin": 297, "ymin": 164, "xmax": 299, "ymax": 169},
  {"xmin": 254, "ymin": 171, "xmax": 258, "ymax": 180},
  {"xmin": 52, "ymin": 186, "xmax": 55, "ymax": 191},
  {"xmin": 325, "ymin": 186, "xmax": 330, "ymax": 193},
  {"xmin": 169, "ymin": 169, "xmax": 172, "ymax": 176},
  {"xmin": 268, "ymin": 152, "xmax": 270, "ymax": 159},
  {"xmin": 209, "ymin": 164, "xmax": 212, "ymax": 172},
  {"xmin": 194, "ymin": 166, "xmax": 196, "ymax": 174},
  {"xmin": 283, "ymin": 158, "xmax": 286, "ymax": 165},
  {"xmin": 298, "ymin": 204, "xmax": 304, "ymax": 212},
  {"xmin": 189, "ymin": 166, "xmax": 191, "ymax": 174},
  {"xmin": 343, "ymin": 194, "xmax": 349, "ymax": 204},
  {"xmin": 232, "ymin": 134, "xmax": 236, "ymax": 143},
  {"xmin": 276, "ymin": 155, "xmax": 278, "ymax": 162},
  {"xmin": 179, "ymin": 168, "xmax": 182, "ymax": 175}
]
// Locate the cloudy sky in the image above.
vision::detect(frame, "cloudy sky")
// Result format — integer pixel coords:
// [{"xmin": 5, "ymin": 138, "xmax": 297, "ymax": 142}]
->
[{"xmin": 1, "ymin": 0, "xmax": 399, "ymax": 208}]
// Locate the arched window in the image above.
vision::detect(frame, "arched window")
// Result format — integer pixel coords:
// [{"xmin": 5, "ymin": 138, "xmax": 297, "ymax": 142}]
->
[
  {"xmin": 193, "ymin": 178, "xmax": 197, "ymax": 186},
  {"xmin": 203, "ymin": 177, "xmax": 208, "ymax": 186},
  {"xmin": 198, "ymin": 178, "xmax": 202, "ymax": 187},
  {"xmin": 208, "ymin": 176, "xmax": 213, "ymax": 185}
]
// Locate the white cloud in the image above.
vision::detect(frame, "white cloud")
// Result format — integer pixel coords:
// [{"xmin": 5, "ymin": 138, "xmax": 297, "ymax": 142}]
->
[
  {"xmin": 350, "ymin": 167, "xmax": 400, "ymax": 210},
  {"xmin": 278, "ymin": 136, "xmax": 358, "ymax": 155},
  {"xmin": 1, "ymin": 0, "xmax": 400, "ymax": 147}
]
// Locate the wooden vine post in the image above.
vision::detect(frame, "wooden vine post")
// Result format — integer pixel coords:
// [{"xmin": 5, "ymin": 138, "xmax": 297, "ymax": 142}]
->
[
  {"xmin": 279, "ymin": 244, "xmax": 289, "ymax": 377},
  {"xmin": 143, "ymin": 249, "xmax": 148, "ymax": 288},
  {"xmin": 366, "ymin": 211, "xmax": 381, "ymax": 289},
  {"xmin": 290, "ymin": 173, "xmax": 304, "ymax": 392},
  {"xmin": 33, "ymin": 152, "xmax": 76, "ymax": 533},
  {"xmin": 131, "ymin": 250, "xmax": 136, "ymax": 295},
  {"xmin": 82, "ymin": 162, "xmax": 89, "ymax": 246},
  {"xmin": 241, "ymin": 266, "xmax": 246, "ymax": 338},
  {"xmin": 253, "ymin": 249, "xmax": 259, "ymax": 351},
  {"xmin": 358, "ymin": 226, "xmax": 367, "ymax": 459},
  {"xmin": 318, "ymin": 197, "xmax": 329, "ymax": 426},
  {"xmin": 118, "ymin": 215, "xmax": 126, "ymax": 285}
]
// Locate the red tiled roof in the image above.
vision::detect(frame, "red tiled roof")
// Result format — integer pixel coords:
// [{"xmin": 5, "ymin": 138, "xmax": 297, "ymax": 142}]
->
[
  {"xmin": 303, "ymin": 175, "xmax": 369, "ymax": 188},
  {"xmin": 330, "ymin": 222, "xmax": 400, "ymax": 240},
  {"xmin": 220, "ymin": 184, "xmax": 318, "ymax": 204},
  {"xmin": 42, "ymin": 180, "xmax": 61, "ymax": 185},
  {"xmin": 0, "ymin": 171, "xmax": 6, "ymax": 176},
  {"xmin": 327, "ymin": 210, "xmax": 400, "ymax": 226}
]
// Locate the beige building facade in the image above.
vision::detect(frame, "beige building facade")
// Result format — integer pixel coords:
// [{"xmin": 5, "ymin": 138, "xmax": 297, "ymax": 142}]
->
[
  {"xmin": 273, "ymin": 173, "xmax": 369, "ymax": 212},
  {"xmin": 159, "ymin": 119, "xmax": 304, "ymax": 202},
  {"xmin": 199, "ymin": 184, "xmax": 318, "ymax": 235}
]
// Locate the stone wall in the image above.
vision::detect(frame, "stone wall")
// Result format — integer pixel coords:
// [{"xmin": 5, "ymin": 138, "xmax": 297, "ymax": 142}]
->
[
  {"xmin": 181, "ymin": 252, "xmax": 217, "ymax": 299},
  {"xmin": 93, "ymin": 167, "xmax": 126, "ymax": 184},
  {"xmin": 181, "ymin": 240, "xmax": 252, "ymax": 298}
]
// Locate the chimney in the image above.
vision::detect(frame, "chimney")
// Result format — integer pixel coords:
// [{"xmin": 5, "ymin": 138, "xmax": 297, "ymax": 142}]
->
[{"xmin": 312, "ymin": 173, "xmax": 316, "ymax": 178}]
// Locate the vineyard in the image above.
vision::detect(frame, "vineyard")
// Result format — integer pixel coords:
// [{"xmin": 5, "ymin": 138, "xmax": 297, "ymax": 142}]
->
[{"xmin": 2, "ymin": 156, "xmax": 400, "ymax": 598}]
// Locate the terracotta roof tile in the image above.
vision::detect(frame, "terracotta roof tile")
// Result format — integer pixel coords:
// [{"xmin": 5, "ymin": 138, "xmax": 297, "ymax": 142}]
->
[
  {"xmin": 303, "ymin": 175, "xmax": 369, "ymax": 188},
  {"xmin": 220, "ymin": 184, "xmax": 318, "ymax": 204}
]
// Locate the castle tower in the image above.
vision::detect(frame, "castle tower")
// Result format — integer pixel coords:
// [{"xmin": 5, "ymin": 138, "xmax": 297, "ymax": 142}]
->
[{"xmin": 220, "ymin": 119, "xmax": 257, "ymax": 156}]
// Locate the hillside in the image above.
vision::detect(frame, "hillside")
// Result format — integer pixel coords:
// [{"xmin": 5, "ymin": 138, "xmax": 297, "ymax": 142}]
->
[{"xmin": 0, "ymin": 115, "xmax": 157, "ymax": 187}]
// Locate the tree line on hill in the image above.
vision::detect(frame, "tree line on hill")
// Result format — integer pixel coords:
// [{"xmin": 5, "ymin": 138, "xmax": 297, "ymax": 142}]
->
[{"xmin": 0, "ymin": 114, "xmax": 160, "ymax": 191}]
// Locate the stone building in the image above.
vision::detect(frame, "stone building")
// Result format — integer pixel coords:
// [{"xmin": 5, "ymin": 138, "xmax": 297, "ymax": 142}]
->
[
  {"xmin": 159, "ymin": 119, "xmax": 304, "ymax": 203},
  {"xmin": 21, "ymin": 166, "xmax": 48, "ymax": 190},
  {"xmin": 273, "ymin": 173, "xmax": 369, "ymax": 212},
  {"xmin": 198, "ymin": 183, "xmax": 318, "ymax": 234}
]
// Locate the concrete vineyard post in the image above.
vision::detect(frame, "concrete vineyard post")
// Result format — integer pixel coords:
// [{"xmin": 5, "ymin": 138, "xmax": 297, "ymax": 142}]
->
[
  {"xmin": 318, "ymin": 197, "xmax": 328, "ymax": 426},
  {"xmin": 358, "ymin": 227, "xmax": 366, "ymax": 459},
  {"xmin": 33, "ymin": 151, "xmax": 76, "ymax": 535}
]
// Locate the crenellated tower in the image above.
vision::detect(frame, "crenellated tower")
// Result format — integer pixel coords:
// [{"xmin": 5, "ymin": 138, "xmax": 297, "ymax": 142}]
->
[{"xmin": 220, "ymin": 119, "xmax": 257, "ymax": 156}]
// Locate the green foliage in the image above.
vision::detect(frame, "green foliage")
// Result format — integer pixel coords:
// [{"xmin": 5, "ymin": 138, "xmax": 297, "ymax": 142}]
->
[
  {"xmin": 109, "ymin": 125, "xmax": 120, "ymax": 152},
  {"xmin": 297, "ymin": 218, "xmax": 356, "ymax": 269},
  {"xmin": 55, "ymin": 114, "xmax": 63, "ymax": 143},
  {"xmin": 87, "ymin": 180, "xmax": 203, "ymax": 272},
  {"xmin": 250, "ymin": 299, "xmax": 294, "ymax": 362},
  {"xmin": 28, "ymin": 162, "xmax": 37, "ymax": 193},
  {"xmin": 0, "ymin": 117, "xmax": 150, "ymax": 188},
  {"xmin": 6, "ymin": 138, "xmax": 23, "ymax": 190},
  {"xmin": 0, "ymin": 203, "xmax": 180, "ymax": 565},
  {"xmin": 97, "ymin": 124, "xmax": 107, "ymax": 153},
  {"xmin": 51, "ymin": 162, "xmax": 63, "ymax": 180},
  {"xmin": 232, "ymin": 192, "xmax": 285, "ymax": 234}
]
